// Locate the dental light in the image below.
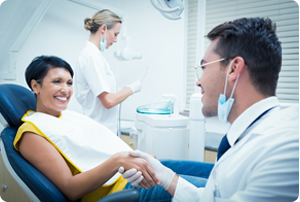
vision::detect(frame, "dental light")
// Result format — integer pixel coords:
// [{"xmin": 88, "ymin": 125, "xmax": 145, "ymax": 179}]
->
[
  {"xmin": 150, "ymin": 0, "xmax": 184, "ymax": 20},
  {"xmin": 114, "ymin": 36, "xmax": 142, "ymax": 61}
]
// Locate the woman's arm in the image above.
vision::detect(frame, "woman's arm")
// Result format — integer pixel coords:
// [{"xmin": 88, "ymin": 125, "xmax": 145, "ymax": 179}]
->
[
  {"xmin": 19, "ymin": 132, "xmax": 158, "ymax": 201},
  {"xmin": 98, "ymin": 87, "xmax": 133, "ymax": 109}
]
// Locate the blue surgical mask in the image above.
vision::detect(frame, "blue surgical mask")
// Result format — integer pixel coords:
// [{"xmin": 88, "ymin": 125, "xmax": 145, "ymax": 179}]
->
[
  {"xmin": 218, "ymin": 60, "xmax": 240, "ymax": 123},
  {"xmin": 100, "ymin": 26, "xmax": 107, "ymax": 52}
]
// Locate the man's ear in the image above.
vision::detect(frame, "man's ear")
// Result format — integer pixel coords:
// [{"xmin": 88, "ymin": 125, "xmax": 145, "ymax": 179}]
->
[{"xmin": 228, "ymin": 56, "xmax": 245, "ymax": 81}]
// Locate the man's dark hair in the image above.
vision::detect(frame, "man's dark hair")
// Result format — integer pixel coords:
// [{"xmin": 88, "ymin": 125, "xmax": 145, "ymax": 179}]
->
[
  {"xmin": 25, "ymin": 55, "xmax": 74, "ymax": 90},
  {"xmin": 207, "ymin": 17, "xmax": 282, "ymax": 96}
]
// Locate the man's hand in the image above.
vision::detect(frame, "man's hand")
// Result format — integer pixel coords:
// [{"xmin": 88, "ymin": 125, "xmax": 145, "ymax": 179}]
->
[
  {"xmin": 118, "ymin": 167, "xmax": 143, "ymax": 187},
  {"xmin": 117, "ymin": 151, "xmax": 159, "ymax": 189},
  {"xmin": 119, "ymin": 150, "xmax": 176, "ymax": 190}
]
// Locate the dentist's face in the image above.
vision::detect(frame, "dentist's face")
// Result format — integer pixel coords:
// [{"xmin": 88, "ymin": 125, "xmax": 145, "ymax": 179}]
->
[
  {"xmin": 106, "ymin": 22, "xmax": 121, "ymax": 48},
  {"xmin": 196, "ymin": 38, "xmax": 227, "ymax": 117},
  {"xmin": 35, "ymin": 67, "xmax": 73, "ymax": 117}
]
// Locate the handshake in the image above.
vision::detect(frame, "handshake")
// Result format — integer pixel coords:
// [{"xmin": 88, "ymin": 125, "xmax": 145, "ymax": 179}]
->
[{"xmin": 118, "ymin": 150, "xmax": 176, "ymax": 190}]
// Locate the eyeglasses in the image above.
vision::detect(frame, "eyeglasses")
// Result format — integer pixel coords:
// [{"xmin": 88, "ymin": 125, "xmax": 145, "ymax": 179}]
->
[{"xmin": 195, "ymin": 58, "xmax": 227, "ymax": 80}]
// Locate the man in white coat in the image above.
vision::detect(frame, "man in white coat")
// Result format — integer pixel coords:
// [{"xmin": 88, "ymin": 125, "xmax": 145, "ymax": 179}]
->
[{"xmin": 120, "ymin": 17, "xmax": 299, "ymax": 202}]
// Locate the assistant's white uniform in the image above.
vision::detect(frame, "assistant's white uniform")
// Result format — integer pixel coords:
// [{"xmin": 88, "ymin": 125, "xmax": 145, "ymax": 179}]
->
[
  {"xmin": 75, "ymin": 41, "xmax": 119, "ymax": 134},
  {"xmin": 173, "ymin": 97, "xmax": 299, "ymax": 202}
]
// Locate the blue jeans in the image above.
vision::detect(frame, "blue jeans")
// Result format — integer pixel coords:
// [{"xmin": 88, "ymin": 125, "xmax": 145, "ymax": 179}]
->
[{"xmin": 123, "ymin": 160, "xmax": 214, "ymax": 202}]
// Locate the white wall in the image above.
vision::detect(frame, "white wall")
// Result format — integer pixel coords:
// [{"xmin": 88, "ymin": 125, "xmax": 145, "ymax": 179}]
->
[
  {"xmin": 117, "ymin": 0, "xmax": 185, "ymax": 121},
  {"xmin": 0, "ymin": 0, "xmax": 185, "ymax": 122}
]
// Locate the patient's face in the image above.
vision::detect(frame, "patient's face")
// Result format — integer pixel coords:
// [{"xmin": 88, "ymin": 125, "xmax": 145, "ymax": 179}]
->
[{"xmin": 36, "ymin": 67, "xmax": 73, "ymax": 117}]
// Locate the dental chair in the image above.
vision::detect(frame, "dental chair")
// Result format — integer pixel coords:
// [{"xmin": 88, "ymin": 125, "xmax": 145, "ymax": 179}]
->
[{"xmin": 0, "ymin": 83, "xmax": 140, "ymax": 202}]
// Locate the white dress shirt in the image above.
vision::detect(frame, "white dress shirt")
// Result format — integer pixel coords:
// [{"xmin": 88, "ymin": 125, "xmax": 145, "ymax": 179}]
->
[
  {"xmin": 173, "ymin": 97, "xmax": 299, "ymax": 202},
  {"xmin": 75, "ymin": 41, "xmax": 119, "ymax": 134}
]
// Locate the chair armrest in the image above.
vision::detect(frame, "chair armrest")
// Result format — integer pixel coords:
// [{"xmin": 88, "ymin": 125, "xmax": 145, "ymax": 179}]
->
[{"xmin": 97, "ymin": 189, "xmax": 140, "ymax": 202}]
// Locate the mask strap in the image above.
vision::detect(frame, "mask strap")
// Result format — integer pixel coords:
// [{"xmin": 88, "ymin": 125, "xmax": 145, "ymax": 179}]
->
[
  {"xmin": 223, "ymin": 60, "xmax": 235, "ymax": 95},
  {"xmin": 230, "ymin": 74, "xmax": 240, "ymax": 98},
  {"xmin": 101, "ymin": 25, "xmax": 107, "ymax": 41}
]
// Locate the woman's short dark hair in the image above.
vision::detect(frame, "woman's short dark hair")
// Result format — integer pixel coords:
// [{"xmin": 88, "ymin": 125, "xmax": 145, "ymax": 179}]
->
[
  {"xmin": 25, "ymin": 55, "xmax": 74, "ymax": 90},
  {"xmin": 206, "ymin": 17, "xmax": 282, "ymax": 96}
]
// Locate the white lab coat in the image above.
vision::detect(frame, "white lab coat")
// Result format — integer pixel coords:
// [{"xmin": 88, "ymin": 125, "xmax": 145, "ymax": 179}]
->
[
  {"xmin": 173, "ymin": 97, "xmax": 299, "ymax": 202},
  {"xmin": 75, "ymin": 41, "xmax": 119, "ymax": 134}
]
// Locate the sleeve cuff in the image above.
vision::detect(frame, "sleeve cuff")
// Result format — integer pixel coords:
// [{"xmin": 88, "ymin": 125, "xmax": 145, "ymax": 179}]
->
[{"xmin": 172, "ymin": 177, "xmax": 204, "ymax": 202}]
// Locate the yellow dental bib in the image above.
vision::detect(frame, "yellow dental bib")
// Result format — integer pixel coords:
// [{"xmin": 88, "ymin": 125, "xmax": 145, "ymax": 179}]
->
[{"xmin": 21, "ymin": 110, "xmax": 132, "ymax": 185}]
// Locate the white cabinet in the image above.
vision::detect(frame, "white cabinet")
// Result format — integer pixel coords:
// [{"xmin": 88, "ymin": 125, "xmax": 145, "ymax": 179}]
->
[{"xmin": 0, "ymin": 151, "xmax": 30, "ymax": 202}]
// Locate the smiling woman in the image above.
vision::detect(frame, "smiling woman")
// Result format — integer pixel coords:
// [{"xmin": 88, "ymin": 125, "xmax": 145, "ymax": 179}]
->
[
  {"xmin": 15, "ymin": 55, "xmax": 158, "ymax": 201},
  {"xmin": 24, "ymin": 56, "xmax": 74, "ymax": 117},
  {"xmin": 32, "ymin": 70, "xmax": 73, "ymax": 117}
]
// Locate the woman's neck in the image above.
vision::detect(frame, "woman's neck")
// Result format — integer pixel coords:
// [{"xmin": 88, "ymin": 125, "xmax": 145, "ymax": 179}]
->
[{"xmin": 89, "ymin": 34, "xmax": 100, "ymax": 50}]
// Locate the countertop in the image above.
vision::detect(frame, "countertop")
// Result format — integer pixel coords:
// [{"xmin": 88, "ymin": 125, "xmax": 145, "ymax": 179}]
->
[{"xmin": 121, "ymin": 128, "xmax": 223, "ymax": 152}]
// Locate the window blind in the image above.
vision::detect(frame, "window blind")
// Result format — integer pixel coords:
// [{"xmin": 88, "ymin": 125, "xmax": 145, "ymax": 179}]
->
[
  {"xmin": 186, "ymin": 0, "xmax": 299, "ymax": 109},
  {"xmin": 185, "ymin": 0, "xmax": 198, "ymax": 109}
]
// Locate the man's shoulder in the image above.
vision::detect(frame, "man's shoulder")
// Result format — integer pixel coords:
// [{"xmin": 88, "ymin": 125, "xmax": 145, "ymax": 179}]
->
[
  {"xmin": 264, "ymin": 106, "xmax": 298, "ymax": 126},
  {"xmin": 253, "ymin": 106, "xmax": 298, "ymax": 140}
]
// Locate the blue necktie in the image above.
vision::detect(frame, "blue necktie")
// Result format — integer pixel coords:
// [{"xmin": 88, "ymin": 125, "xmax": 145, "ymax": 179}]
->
[
  {"xmin": 216, "ymin": 107, "xmax": 274, "ymax": 161},
  {"xmin": 217, "ymin": 135, "xmax": 230, "ymax": 161}
]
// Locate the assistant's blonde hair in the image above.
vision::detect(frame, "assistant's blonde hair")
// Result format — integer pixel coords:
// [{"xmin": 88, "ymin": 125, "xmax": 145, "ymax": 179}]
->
[{"xmin": 84, "ymin": 9, "xmax": 122, "ymax": 33}]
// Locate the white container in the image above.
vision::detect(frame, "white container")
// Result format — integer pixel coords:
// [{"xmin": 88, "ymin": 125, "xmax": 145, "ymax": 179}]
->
[
  {"xmin": 135, "ymin": 113, "xmax": 189, "ymax": 160},
  {"xmin": 134, "ymin": 94, "xmax": 189, "ymax": 160},
  {"xmin": 189, "ymin": 93, "xmax": 205, "ymax": 161}
]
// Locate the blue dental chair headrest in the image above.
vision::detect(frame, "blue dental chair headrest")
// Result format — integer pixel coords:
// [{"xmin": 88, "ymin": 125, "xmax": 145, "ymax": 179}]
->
[{"xmin": 0, "ymin": 84, "xmax": 36, "ymax": 127}]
